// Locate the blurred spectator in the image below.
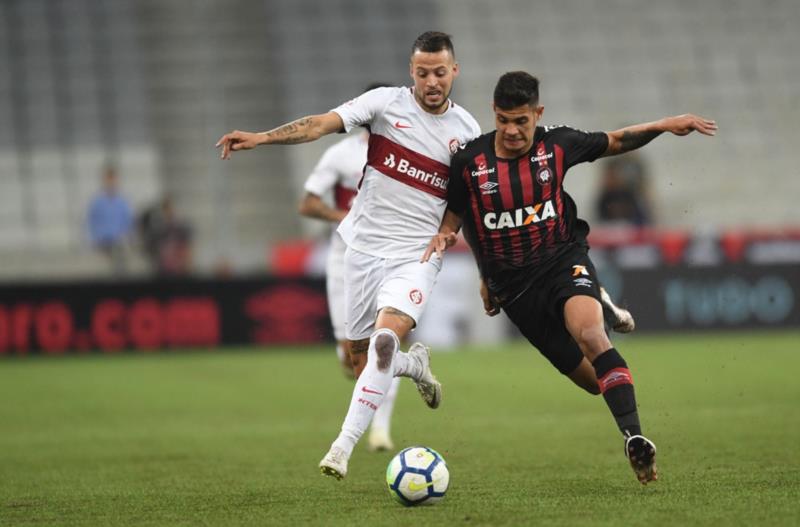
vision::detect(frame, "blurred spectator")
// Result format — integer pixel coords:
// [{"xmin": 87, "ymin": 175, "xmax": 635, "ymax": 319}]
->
[
  {"xmin": 87, "ymin": 165, "xmax": 133, "ymax": 275},
  {"xmin": 595, "ymin": 153, "xmax": 654, "ymax": 226},
  {"xmin": 138, "ymin": 196, "xmax": 193, "ymax": 276}
]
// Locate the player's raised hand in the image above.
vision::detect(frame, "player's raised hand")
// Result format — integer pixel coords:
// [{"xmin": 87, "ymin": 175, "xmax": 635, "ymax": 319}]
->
[
  {"xmin": 421, "ymin": 232, "xmax": 458, "ymax": 263},
  {"xmin": 215, "ymin": 130, "xmax": 262, "ymax": 160},
  {"xmin": 662, "ymin": 114, "xmax": 718, "ymax": 137}
]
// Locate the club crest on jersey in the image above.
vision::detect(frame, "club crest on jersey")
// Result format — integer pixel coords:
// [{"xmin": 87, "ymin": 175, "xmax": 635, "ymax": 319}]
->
[
  {"xmin": 483, "ymin": 200, "xmax": 556, "ymax": 230},
  {"xmin": 536, "ymin": 167, "xmax": 553, "ymax": 185},
  {"xmin": 409, "ymin": 289, "xmax": 424, "ymax": 305},
  {"xmin": 449, "ymin": 138, "xmax": 460, "ymax": 155}
]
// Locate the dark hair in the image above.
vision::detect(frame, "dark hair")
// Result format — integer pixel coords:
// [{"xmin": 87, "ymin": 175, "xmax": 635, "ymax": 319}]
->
[
  {"xmin": 494, "ymin": 71, "xmax": 540, "ymax": 110},
  {"xmin": 411, "ymin": 31, "xmax": 455, "ymax": 58},
  {"xmin": 364, "ymin": 82, "xmax": 390, "ymax": 93}
]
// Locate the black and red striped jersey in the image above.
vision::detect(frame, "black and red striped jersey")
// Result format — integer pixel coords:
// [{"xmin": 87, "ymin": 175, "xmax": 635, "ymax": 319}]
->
[{"xmin": 447, "ymin": 126, "xmax": 608, "ymax": 300}]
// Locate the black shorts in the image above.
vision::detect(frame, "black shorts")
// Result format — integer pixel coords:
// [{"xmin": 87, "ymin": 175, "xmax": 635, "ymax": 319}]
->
[{"xmin": 501, "ymin": 247, "xmax": 602, "ymax": 375}]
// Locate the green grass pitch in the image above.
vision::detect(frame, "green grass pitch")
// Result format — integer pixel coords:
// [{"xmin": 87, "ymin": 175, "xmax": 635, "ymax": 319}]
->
[{"xmin": 1, "ymin": 332, "xmax": 799, "ymax": 526}]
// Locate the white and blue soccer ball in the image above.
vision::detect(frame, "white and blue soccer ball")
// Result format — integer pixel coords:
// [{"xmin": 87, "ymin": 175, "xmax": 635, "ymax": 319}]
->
[{"xmin": 386, "ymin": 446, "xmax": 449, "ymax": 506}]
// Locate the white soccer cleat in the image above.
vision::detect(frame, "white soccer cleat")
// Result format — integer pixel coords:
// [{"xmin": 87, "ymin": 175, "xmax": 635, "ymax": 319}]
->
[
  {"xmin": 625, "ymin": 434, "xmax": 658, "ymax": 485},
  {"xmin": 319, "ymin": 446, "xmax": 349, "ymax": 480},
  {"xmin": 408, "ymin": 342, "xmax": 442, "ymax": 409},
  {"xmin": 367, "ymin": 427, "xmax": 395, "ymax": 452},
  {"xmin": 600, "ymin": 287, "xmax": 636, "ymax": 333}
]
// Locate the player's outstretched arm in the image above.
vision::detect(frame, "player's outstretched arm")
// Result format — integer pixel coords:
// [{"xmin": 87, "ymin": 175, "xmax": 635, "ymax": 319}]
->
[
  {"xmin": 421, "ymin": 209, "xmax": 463, "ymax": 263},
  {"xmin": 603, "ymin": 114, "xmax": 717, "ymax": 157},
  {"xmin": 215, "ymin": 112, "xmax": 345, "ymax": 160}
]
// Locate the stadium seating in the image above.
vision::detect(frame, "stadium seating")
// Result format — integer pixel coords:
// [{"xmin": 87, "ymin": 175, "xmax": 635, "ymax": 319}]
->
[{"xmin": 0, "ymin": 0, "xmax": 798, "ymax": 278}]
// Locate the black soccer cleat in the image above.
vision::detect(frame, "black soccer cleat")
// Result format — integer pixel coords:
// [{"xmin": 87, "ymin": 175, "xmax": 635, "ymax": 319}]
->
[{"xmin": 625, "ymin": 434, "xmax": 658, "ymax": 485}]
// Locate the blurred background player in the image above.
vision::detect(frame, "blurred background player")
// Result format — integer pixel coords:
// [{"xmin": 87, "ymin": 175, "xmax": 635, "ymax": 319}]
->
[
  {"xmin": 86, "ymin": 165, "xmax": 134, "ymax": 276},
  {"xmin": 216, "ymin": 31, "xmax": 481, "ymax": 480},
  {"xmin": 595, "ymin": 153, "xmax": 654, "ymax": 226},
  {"xmin": 298, "ymin": 83, "xmax": 399, "ymax": 452},
  {"xmin": 424, "ymin": 71, "xmax": 717, "ymax": 484},
  {"xmin": 138, "ymin": 195, "xmax": 194, "ymax": 277}
]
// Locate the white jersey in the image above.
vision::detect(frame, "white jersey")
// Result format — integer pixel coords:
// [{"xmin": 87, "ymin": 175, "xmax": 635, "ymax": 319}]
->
[
  {"xmin": 303, "ymin": 132, "xmax": 366, "ymax": 217},
  {"xmin": 332, "ymin": 86, "xmax": 481, "ymax": 259},
  {"xmin": 302, "ymin": 133, "xmax": 367, "ymax": 340}
]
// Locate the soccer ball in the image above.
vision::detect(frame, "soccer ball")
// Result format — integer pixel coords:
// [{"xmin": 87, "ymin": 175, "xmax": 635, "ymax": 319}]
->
[{"xmin": 385, "ymin": 446, "xmax": 449, "ymax": 506}]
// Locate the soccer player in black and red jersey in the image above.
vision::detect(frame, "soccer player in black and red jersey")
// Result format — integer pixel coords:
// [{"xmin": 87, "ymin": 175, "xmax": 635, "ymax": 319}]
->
[{"xmin": 422, "ymin": 71, "xmax": 717, "ymax": 484}]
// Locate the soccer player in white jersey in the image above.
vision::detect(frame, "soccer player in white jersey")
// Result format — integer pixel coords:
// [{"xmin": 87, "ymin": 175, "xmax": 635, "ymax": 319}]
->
[
  {"xmin": 298, "ymin": 83, "xmax": 401, "ymax": 452},
  {"xmin": 216, "ymin": 31, "xmax": 481, "ymax": 480}
]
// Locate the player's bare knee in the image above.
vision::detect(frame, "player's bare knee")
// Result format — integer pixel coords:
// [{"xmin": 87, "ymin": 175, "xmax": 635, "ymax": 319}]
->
[
  {"xmin": 576, "ymin": 326, "xmax": 610, "ymax": 359},
  {"xmin": 371, "ymin": 329, "xmax": 399, "ymax": 372}
]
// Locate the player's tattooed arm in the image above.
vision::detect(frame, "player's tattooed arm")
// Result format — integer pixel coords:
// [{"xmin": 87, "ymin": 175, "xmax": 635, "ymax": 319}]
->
[
  {"xmin": 261, "ymin": 117, "xmax": 314, "ymax": 144},
  {"xmin": 216, "ymin": 112, "xmax": 345, "ymax": 159},
  {"xmin": 260, "ymin": 112, "xmax": 345, "ymax": 145},
  {"xmin": 604, "ymin": 125, "xmax": 662, "ymax": 156},
  {"xmin": 603, "ymin": 114, "xmax": 717, "ymax": 157},
  {"xmin": 617, "ymin": 129, "xmax": 662, "ymax": 153}
]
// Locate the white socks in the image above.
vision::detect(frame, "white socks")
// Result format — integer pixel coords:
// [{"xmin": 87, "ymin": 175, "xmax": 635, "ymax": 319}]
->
[{"xmin": 332, "ymin": 329, "xmax": 399, "ymax": 455}]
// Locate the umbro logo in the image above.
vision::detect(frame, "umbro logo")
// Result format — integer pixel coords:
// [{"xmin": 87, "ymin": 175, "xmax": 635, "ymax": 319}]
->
[
  {"xmin": 479, "ymin": 181, "xmax": 499, "ymax": 195},
  {"xmin": 394, "ymin": 121, "xmax": 412, "ymax": 129}
]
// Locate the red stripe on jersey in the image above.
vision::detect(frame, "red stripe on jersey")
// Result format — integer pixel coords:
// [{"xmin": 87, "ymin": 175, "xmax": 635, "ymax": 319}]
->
[
  {"xmin": 554, "ymin": 144, "xmax": 568, "ymax": 240},
  {"xmin": 497, "ymin": 160, "xmax": 523, "ymax": 264},
  {"xmin": 518, "ymin": 155, "xmax": 535, "ymax": 203},
  {"xmin": 517, "ymin": 155, "xmax": 543, "ymax": 250},
  {"xmin": 367, "ymin": 134, "xmax": 450, "ymax": 198},
  {"xmin": 475, "ymin": 154, "xmax": 495, "ymax": 211},
  {"xmin": 471, "ymin": 153, "xmax": 501, "ymax": 257},
  {"xmin": 537, "ymin": 150, "xmax": 561, "ymax": 247},
  {"xmin": 334, "ymin": 184, "xmax": 357, "ymax": 211}
]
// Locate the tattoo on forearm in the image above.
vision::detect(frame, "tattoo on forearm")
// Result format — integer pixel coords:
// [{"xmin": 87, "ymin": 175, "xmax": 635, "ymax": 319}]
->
[
  {"xmin": 266, "ymin": 117, "xmax": 313, "ymax": 144},
  {"xmin": 617, "ymin": 130, "xmax": 661, "ymax": 153}
]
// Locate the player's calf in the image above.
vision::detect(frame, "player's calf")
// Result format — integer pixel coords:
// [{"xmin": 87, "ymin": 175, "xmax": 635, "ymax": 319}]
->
[{"xmin": 592, "ymin": 348, "xmax": 641, "ymax": 437}]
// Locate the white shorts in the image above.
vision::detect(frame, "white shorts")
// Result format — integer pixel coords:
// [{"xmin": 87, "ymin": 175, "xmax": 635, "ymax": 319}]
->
[
  {"xmin": 343, "ymin": 245, "xmax": 442, "ymax": 341},
  {"xmin": 326, "ymin": 232, "xmax": 347, "ymax": 341}
]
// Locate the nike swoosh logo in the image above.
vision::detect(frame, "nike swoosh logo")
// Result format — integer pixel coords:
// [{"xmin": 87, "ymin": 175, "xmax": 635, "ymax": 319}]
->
[
  {"xmin": 407, "ymin": 479, "xmax": 437, "ymax": 492},
  {"xmin": 361, "ymin": 386, "xmax": 383, "ymax": 395},
  {"xmin": 394, "ymin": 121, "xmax": 412, "ymax": 129}
]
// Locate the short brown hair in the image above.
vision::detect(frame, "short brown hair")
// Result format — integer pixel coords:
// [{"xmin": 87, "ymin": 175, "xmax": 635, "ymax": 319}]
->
[{"xmin": 411, "ymin": 31, "xmax": 455, "ymax": 58}]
